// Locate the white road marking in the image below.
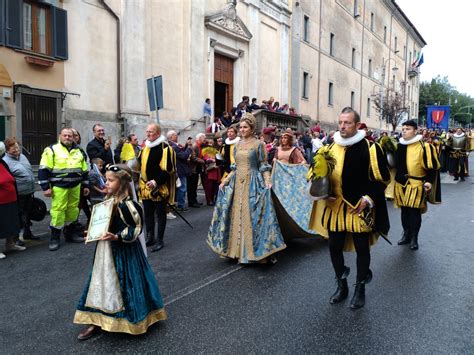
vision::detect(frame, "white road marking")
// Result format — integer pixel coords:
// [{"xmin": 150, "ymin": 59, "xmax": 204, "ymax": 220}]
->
[{"xmin": 163, "ymin": 264, "xmax": 243, "ymax": 306}]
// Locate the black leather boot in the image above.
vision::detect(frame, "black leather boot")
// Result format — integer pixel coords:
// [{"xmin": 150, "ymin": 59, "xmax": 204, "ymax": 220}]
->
[
  {"xmin": 64, "ymin": 224, "xmax": 85, "ymax": 243},
  {"xmin": 145, "ymin": 231, "xmax": 156, "ymax": 247},
  {"xmin": 410, "ymin": 233, "xmax": 419, "ymax": 250},
  {"xmin": 350, "ymin": 269, "xmax": 372, "ymax": 310},
  {"xmin": 49, "ymin": 228, "xmax": 61, "ymax": 251},
  {"xmin": 397, "ymin": 230, "xmax": 411, "ymax": 245},
  {"xmin": 329, "ymin": 267, "xmax": 350, "ymax": 304}
]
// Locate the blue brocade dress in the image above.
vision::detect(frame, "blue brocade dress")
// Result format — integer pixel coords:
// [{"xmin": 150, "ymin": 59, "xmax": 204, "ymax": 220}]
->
[
  {"xmin": 74, "ymin": 198, "xmax": 166, "ymax": 335},
  {"xmin": 207, "ymin": 139, "xmax": 286, "ymax": 263}
]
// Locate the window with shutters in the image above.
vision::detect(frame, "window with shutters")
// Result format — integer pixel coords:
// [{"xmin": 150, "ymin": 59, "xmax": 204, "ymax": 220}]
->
[
  {"xmin": 22, "ymin": 1, "xmax": 52, "ymax": 55},
  {"xmin": 3, "ymin": 0, "xmax": 68, "ymax": 60}
]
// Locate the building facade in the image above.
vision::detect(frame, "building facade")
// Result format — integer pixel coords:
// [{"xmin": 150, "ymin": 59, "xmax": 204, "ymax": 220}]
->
[
  {"xmin": 0, "ymin": 0, "xmax": 424, "ymax": 165},
  {"xmin": 291, "ymin": 0, "xmax": 426, "ymax": 130}
]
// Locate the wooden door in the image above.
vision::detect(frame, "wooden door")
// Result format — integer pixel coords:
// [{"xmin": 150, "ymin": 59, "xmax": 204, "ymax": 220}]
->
[
  {"xmin": 214, "ymin": 53, "xmax": 234, "ymax": 113},
  {"xmin": 21, "ymin": 94, "xmax": 58, "ymax": 165}
]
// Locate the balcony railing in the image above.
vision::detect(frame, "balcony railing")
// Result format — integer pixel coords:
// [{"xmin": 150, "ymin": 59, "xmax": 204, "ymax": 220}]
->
[
  {"xmin": 253, "ymin": 109, "xmax": 310, "ymax": 133},
  {"xmin": 408, "ymin": 67, "xmax": 419, "ymax": 78}
]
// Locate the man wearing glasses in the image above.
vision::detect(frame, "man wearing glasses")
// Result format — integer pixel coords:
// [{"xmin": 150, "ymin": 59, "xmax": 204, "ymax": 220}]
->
[{"xmin": 86, "ymin": 124, "xmax": 113, "ymax": 167}]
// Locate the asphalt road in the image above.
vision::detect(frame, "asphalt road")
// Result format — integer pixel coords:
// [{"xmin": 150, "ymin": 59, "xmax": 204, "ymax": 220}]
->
[{"xmin": 1, "ymin": 173, "xmax": 473, "ymax": 353}]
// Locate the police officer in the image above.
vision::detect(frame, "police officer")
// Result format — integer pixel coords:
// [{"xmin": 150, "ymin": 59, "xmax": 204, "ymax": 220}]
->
[{"xmin": 38, "ymin": 128, "xmax": 90, "ymax": 251}]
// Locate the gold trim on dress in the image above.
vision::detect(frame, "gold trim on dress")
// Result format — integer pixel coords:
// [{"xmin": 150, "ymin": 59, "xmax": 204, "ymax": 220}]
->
[{"xmin": 73, "ymin": 308, "xmax": 167, "ymax": 335}]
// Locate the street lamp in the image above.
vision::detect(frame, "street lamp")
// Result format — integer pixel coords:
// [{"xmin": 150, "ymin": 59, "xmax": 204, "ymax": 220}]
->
[{"xmin": 378, "ymin": 58, "xmax": 398, "ymax": 131}]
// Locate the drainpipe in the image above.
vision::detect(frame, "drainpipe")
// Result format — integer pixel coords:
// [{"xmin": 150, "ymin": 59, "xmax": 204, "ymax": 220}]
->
[{"xmin": 99, "ymin": 0, "xmax": 122, "ymax": 120}]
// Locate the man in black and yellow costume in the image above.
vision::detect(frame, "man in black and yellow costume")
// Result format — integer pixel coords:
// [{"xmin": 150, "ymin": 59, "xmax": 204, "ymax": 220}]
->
[
  {"xmin": 309, "ymin": 107, "xmax": 390, "ymax": 309},
  {"xmin": 221, "ymin": 125, "xmax": 240, "ymax": 181},
  {"xmin": 394, "ymin": 120, "xmax": 441, "ymax": 250},
  {"xmin": 139, "ymin": 123, "xmax": 176, "ymax": 252}
]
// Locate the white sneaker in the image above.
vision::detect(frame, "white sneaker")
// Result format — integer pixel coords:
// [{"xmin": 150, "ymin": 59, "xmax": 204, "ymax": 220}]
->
[
  {"xmin": 0, "ymin": 252, "xmax": 6, "ymax": 259},
  {"xmin": 166, "ymin": 212, "xmax": 177, "ymax": 220},
  {"xmin": 5, "ymin": 244, "xmax": 27, "ymax": 252}
]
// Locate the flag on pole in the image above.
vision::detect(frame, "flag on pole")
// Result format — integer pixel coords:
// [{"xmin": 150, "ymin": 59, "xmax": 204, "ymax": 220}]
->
[{"xmin": 412, "ymin": 52, "xmax": 424, "ymax": 67}]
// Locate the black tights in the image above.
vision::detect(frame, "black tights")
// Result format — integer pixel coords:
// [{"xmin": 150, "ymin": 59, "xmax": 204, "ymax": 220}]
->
[
  {"xmin": 143, "ymin": 199, "xmax": 167, "ymax": 242},
  {"xmin": 401, "ymin": 207, "xmax": 421, "ymax": 236},
  {"xmin": 328, "ymin": 231, "xmax": 370, "ymax": 282}
]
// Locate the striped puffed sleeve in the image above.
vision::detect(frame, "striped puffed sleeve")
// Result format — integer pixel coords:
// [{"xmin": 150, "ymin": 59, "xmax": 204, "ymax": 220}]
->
[
  {"xmin": 422, "ymin": 142, "xmax": 441, "ymax": 184},
  {"xmin": 117, "ymin": 200, "xmax": 143, "ymax": 242},
  {"xmin": 369, "ymin": 142, "xmax": 391, "ymax": 184}
]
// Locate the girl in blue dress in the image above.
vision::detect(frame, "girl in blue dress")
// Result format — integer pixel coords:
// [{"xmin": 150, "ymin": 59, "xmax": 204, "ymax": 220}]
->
[{"xmin": 74, "ymin": 164, "xmax": 166, "ymax": 340}]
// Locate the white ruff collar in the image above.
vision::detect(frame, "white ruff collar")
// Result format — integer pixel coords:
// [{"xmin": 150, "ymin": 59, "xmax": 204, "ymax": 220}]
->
[
  {"xmin": 225, "ymin": 136, "xmax": 240, "ymax": 145},
  {"xmin": 399, "ymin": 134, "xmax": 422, "ymax": 145},
  {"xmin": 453, "ymin": 132, "xmax": 465, "ymax": 138},
  {"xmin": 334, "ymin": 130, "xmax": 366, "ymax": 147},
  {"xmin": 145, "ymin": 135, "xmax": 166, "ymax": 148}
]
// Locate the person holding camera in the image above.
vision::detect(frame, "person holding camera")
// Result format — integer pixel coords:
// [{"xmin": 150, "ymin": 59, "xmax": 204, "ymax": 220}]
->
[
  {"xmin": 138, "ymin": 123, "xmax": 176, "ymax": 252},
  {"xmin": 167, "ymin": 130, "xmax": 192, "ymax": 212}
]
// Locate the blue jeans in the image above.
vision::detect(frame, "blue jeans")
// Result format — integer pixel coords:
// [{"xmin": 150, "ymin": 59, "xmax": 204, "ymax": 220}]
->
[
  {"xmin": 176, "ymin": 176, "xmax": 188, "ymax": 208},
  {"xmin": 305, "ymin": 148, "xmax": 313, "ymax": 164}
]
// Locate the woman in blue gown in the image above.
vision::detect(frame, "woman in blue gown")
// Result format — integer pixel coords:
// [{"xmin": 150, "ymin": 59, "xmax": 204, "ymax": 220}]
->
[
  {"xmin": 74, "ymin": 164, "xmax": 166, "ymax": 340},
  {"xmin": 207, "ymin": 113, "xmax": 286, "ymax": 263}
]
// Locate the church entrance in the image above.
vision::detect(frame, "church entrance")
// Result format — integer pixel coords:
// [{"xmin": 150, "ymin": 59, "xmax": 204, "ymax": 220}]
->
[{"xmin": 214, "ymin": 53, "xmax": 234, "ymax": 117}]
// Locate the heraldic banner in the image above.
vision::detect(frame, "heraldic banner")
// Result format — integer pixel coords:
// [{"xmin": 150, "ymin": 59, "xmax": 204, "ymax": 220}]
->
[{"xmin": 427, "ymin": 105, "xmax": 450, "ymax": 130}]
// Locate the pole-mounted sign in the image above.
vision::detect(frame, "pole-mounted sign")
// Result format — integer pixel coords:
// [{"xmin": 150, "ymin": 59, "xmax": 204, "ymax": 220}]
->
[{"xmin": 147, "ymin": 75, "xmax": 163, "ymax": 123}]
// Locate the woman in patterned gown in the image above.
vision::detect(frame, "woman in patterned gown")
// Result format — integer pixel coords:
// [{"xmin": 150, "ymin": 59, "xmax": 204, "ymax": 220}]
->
[{"xmin": 207, "ymin": 113, "xmax": 286, "ymax": 264}]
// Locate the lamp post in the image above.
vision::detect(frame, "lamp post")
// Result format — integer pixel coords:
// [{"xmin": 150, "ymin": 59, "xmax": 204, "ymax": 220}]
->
[{"xmin": 378, "ymin": 58, "xmax": 398, "ymax": 132}]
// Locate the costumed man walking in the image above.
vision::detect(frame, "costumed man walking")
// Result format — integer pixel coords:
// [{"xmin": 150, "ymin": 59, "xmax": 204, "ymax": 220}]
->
[
  {"xmin": 309, "ymin": 107, "xmax": 390, "ymax": 309},
  {"xmin": 448, "ymin": 128, "xmax": 470, "ymax": 181},
  {"xmin": 394, "ymin": 120, "xmax": 441, "ymax": 250},
  {"xmin": 138, "ymin": 123, "xmax": 176, "ymax": 252},
  {"xmin": 38, "ymin": 128, "xmax": 90, "ymax": 251},
  {"xmin": 221, "ymin": 125, "xmax": 240, "ymax": 181}
]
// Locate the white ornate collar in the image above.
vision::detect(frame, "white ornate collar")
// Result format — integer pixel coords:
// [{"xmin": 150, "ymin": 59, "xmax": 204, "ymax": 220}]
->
[
  {"xmin": 225, "ymin": 136, "xmax": 240, "ymax": 145},
  {"xmin": 453, "ymin": 132, "xmax": 465, "ymax": 138},
  {"xmin": 333, "ymin": 130, "xmax": 366, "ymax": 147},
  {"xmin": 399, "ymin": 134, "xmax": 422, "ymax": 145},
  {"xmin": 145, "ymin": 135, "xmax": 166, "ymax": 148}
]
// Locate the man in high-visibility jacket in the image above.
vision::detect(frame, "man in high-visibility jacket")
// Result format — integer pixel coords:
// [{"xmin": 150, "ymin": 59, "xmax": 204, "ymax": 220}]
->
[{"xmin": 38, "ymin": 128, "xmax": 90, "ymax": 251}]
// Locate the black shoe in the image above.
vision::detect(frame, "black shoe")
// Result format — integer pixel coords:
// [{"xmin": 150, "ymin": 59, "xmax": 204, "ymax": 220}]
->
[
  {"xmin": 151, "ymin": 241, "xmax": 164, "ymax": 252},
  {"xmin": 64, "ymin": 225, "xmax": 85, "ymax": 243},
  {"xmin": 189, "ymin": 203, "xmax": 201, "ymax": 208},
  {"xmin": 350, "ymin": 282, "xmax": 366, "ymax": 309},
  {"xmin": 145, "ymin": 232, "xmax": 156, "ymax": 247},
  {"xmin": 196, "ymin": 202, "xmax": 203, "ymax": 206},
  {"xmin": 460, "ymin": 177, "xmax": 465, "ymax": 181},
  {"xmin": 49, "ymin": 228, "xmax": 61, "ymax": 251},
  {"xmin": 454, "ymin": 177, "xmax": 459, "ymax": 181},
  {"xmin": 16, "ymin": 239, "xmax": 26, "ymax": 247},
  {"xmin": 23, "ymin": 231, "xmax": 40, "ymax": 240},
  {"xmin": 410, "ymin": 234, "xmax": 419, "ymax": 250},
  {"xmin": 329, "ymin": 266, "xmax": 350, "ymax": 304},
  {"xmin": 176, "ymin": 207, "xmax": 189, "ymax": 212},
  {"xmin": 397, "ymin": 231, "xmax": 411, "ymax": 245},
  {"xmin": 350, "ymin": 270, "xmax": 372, "ymax": 310}
]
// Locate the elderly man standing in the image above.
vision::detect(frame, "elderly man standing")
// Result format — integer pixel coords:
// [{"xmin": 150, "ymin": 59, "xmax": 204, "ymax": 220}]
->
[
  {"xmin": 86, "ymin": 124, "xmax": 113, "ymax": 167},
  {"xmin": 139, "ymin": 123, "xmax": 176, "ymax": 252},
  {"xmin": 38, "ymin": 128, "xmax": 90, "ymax": 251},
  {"xmin": 167, "ymin": 130, "xmax": 192, "ymax": 212}
]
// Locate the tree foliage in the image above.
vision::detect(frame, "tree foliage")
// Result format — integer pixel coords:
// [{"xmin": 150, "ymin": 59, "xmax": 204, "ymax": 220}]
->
[
  {"xmin": 419, "ymin": 75, "xmax": 474, "ymax": 125},
  {"xmin": 373, "ymin": 87, "xmax": 407, "ymax": 133}
]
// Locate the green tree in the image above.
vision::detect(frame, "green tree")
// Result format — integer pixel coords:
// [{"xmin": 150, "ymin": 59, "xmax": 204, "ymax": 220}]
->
[{"xmin": 419, "ymin": 76, "xmax": 474, "ymax": 126}]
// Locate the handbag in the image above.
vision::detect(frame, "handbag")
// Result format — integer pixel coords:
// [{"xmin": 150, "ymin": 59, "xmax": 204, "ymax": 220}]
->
[{"xmin": 29, "ymin": 197, "xmax": 47, "ymax": 222}]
